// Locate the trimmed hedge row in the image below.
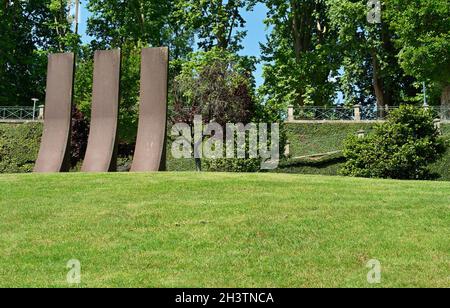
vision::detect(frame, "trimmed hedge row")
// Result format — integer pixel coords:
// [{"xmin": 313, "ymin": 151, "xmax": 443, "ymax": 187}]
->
[
  {"xmin": 279, "ymin": 122, "xmax": 450, "ymax": 179},
  {"xmin": 1, "ymin": 122, "xmax": 449, "ymax": 180},
  {"xmin": 430, "ymin": 129, "xmax": 450, "ymax": 181},
  {"xmin": 0, "ymin": 123, "xmax": 42, "ymax": 173},
  {"xmin": 284, "ymin": 123, "xmax": 376, "ymax": 157}
]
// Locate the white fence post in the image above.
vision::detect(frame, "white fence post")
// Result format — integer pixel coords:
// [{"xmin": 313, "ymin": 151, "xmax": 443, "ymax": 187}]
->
[
  {"xmin": 354, "ymin": 104, "xmax": 361, "ymax": 121},
  {"xmin": 287, "ymin": 106, "xmax": 294, "ymax": 122},
  {"xmin": 284, "ymin": 141, "xmax": 290, "ymax": 157},
  {"xmin": 434, "ymin": 119, "xmax": 441, "ymax": 132},
  {"xmin": 38, "ymin": 105, "xmax": 45, "ymax": 120}
]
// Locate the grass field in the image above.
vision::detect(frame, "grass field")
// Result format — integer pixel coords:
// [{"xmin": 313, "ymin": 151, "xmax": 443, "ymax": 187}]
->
[{"xmin": 0, "ymin": 172, "xmax": 449, "ymax": 288}]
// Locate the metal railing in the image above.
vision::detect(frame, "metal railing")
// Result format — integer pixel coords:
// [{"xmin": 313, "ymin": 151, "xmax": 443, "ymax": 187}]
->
[
  {"xmin": 288, "ymin": 105, "xmax": 450, "ymax": 122},
  {"xmin": 296, "ymin": 106, "xmax": 355, "ymax": 121},
  {"xmin": 0, "ymin": 106, "xmax": 43, "ymax": 121}
]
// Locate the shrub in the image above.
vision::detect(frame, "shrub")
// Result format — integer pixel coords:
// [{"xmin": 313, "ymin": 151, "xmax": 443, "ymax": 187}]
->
[
  {"xmin": 204, "ymin": 158, "xmax": 262, "ymax": 173},
  {"xmin": 203, "ymin": 123, "xmax": 286, "ymax": 173},
  {"xmin": 341, "ymin": 105, "xmax": 447, "ymax": 179},
  {"xmin": 0, "ymin": 123, "xmax": 42, "ymax": 173},
  {"xmin": 71, "ymin": 106, "xmax": 89, "ymax": 167}
]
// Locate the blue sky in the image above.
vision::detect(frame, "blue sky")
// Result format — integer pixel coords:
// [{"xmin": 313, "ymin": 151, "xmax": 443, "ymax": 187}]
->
[{"xmin": 78, "ymin": 2, "xmax": 268, "ymax": 86}]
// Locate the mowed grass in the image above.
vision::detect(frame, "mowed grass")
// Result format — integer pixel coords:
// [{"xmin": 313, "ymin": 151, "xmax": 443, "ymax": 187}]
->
[{"xmin": 0, "ymin": 172, "xmax": 449, "ymax": 288}]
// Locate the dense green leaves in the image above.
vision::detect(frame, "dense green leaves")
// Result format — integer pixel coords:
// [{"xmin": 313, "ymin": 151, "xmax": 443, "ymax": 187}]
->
[
  {"xmin": 0, "ymin": 123, "xmax": 42, "ymax": 173},
  {"xmin": 2, "ymin": 0, "xmax": 450, "ymax": 123},
  {"xmin": 341, "ymin": 105, "xmax": 448, "ymax": 179},
  {"xmin": 260, "ymin": 0, "xmax": 341, "ymax": 118},
  {"xmin": 180, "ymin": 0, "xmax": 255, "ymax": 52},
  {"xmin": 387, "ymin": 0, "xmax": 450, "ymax": 106},
  {"xmin": 0, "ymin": 0, "xmax": 79, "ymax": 105}
]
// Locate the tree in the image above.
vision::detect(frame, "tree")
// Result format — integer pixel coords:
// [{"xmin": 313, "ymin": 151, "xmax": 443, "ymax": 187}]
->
[
  {"xmin": 0, "ymin": 1, "xmax": 38, "ymax": 105},
  {"xmin": 386, "ymin": 0, "xmax": 450, "ymax": 108},
  {"xmin": 172, "ymin": 48, "xmax": 257, "ymax": 126},
  {"xmin": 260, "ymin": 0, "xmax": 341, "ymax": 119},
  {"xmin": 87, "ymin": 0, "xmax": 193, "ymax": 58},
  {"xmin": 84, "ymin": 0, "xmax": 197, "ymax": 142},
  {"xmin": 180, "ymin": 0, "xmax": 255, "ymax": 52},
  {"xmin": 172, "ymin": 48, "xmax": 258, "ymax": 171},
  {"xmin": 341, "ymin": 105, "xmax": 447, "ymax": 179},
  {"xmin": 0, "ymin": 0, "xmax": 79, "ymax": 105},
  {"xmin": 46, "ymin": 0, "xmax": 80, "ymax": 52},
  {"xmin": 328, "ymin": 0, "xmax": 419, "ymax": 114}
]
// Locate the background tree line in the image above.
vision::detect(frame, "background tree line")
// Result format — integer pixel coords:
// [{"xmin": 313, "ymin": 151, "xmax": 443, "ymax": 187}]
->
[{"xmin": 1, "ymin": 0, "xmax": 449, "ymax": 134}]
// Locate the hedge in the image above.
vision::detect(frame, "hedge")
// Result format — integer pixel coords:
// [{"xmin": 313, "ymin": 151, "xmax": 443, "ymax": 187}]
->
[
  {"xmin": 278, "ymin": 122, "xmax": 450, "ymax": 179},
  {"xmin": 0, "ymin": 123, "xmax": 42, "ymax": 173},
  {"xmin": 283, "ymin": 123, "xmax": 376, "ymax": 157},
  {"xmin": 1, "ymin": 122, "xmax": 449, "ymax": 180}
]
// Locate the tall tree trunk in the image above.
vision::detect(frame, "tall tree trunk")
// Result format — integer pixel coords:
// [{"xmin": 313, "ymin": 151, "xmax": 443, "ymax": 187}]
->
[
  {"xmin": 216, "ymin": 0, "xmax": 228, "ymax": 50},
  {"xmin": 371, "ymin": 51, "xmax": 387, "ymax": 118},
  {"xmin": 290, "ymin": 1, "xmax": 313, "ymax": 107},
  {"xmin": 380, "ymin": 22, "xmax": 394, "ymax": 107},
  {"xmin": 442, "ymin": 83, "xmax": 450, "ymax": 120}
]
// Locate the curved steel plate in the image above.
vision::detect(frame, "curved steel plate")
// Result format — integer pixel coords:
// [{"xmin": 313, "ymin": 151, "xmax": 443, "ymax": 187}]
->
[
  {"xmin": 130, "ymin": 47, "xmax": 169, "ymax": 172},
  {"xmin": 34, "ymin": 53, "xmax": 74, "ymax": 173},
  {"xmin": 81, "ymin": 49, "xmax": 121, "ymax": 172}
]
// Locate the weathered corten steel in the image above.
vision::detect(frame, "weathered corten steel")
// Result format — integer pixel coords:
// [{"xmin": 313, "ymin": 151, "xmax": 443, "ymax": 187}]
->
[
  {"xmin": 82, "ymin": 49, "xmax": 121, "ymax": 172},
  {"xmin": 131, "ymin": 47, "xmax": 169, "ymax": 172},
  {"xmin": 34, "ymin": 53, "xmax": 75, "ymax": 173}
]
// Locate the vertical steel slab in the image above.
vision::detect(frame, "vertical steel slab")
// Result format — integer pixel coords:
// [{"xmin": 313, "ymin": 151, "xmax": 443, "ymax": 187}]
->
[
  {"xmin": 34, "ymin": 53, "xmax": 74, "ymax": 173},
  {"xmin": 82, "ymin": 49, "xmax": 121, "ymax": 172},
  {"xmin": 131, "ymin": 47, "xmax": 169, "ymax": 172}
]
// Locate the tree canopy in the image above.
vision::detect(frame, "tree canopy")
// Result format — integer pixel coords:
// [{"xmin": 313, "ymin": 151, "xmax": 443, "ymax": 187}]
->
[{"xmin": 1, "ymin": 0, "xmax": 449, "ymax": 117}]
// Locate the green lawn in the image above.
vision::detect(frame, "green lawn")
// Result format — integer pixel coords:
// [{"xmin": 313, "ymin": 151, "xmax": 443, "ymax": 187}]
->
[{"xmin": 0, "ymin": 172, "xmax": 449, "ymax": 288}]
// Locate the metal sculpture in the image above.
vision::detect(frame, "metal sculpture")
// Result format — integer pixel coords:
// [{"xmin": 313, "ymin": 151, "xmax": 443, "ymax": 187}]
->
[
  {"xmin": 82, "ymin": 49, "xmax": 121, "ymax": 172},
  {"xmin": 34, "ymin": 53, "xmax": 75, "ymax": 173},
  {"xmin": 130, "ymin": 47, "xmax": 169, "ymax": 172}
]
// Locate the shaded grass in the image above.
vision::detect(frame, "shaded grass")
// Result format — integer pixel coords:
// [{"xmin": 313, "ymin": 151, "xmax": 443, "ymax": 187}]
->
[{"xmin": 0, "ymin": 172, "xmax": 449, "ymax": 288}]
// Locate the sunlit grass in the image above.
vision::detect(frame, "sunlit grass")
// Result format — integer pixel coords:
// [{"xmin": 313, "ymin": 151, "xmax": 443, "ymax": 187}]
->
[{"xmin": 0, "ymin": 172, "xmax": 449, "ymax": 288}]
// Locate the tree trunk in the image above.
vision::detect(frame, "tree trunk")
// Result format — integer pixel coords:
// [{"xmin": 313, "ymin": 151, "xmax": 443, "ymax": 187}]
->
[
  {"xmin": 371, "ymin": 51, "xmax": 387, "ymax": 118},
  {"xmin": 290, "ymin": 1, "xmax": 313, "ymax": 107},
  {"xmin": 380, "ymin": 22, "xmax": 394, "ymax": 107},
  {"xmin": 441, "ymin": 84, "xmax": 450, "ymax": 120}
]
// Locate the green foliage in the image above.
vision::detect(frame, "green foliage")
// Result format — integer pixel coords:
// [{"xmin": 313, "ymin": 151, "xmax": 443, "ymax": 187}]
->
[
  {"xmin": 276, "ymin": 122, "xmax": 373, "ymax": 175},
  {"xmin": 273, "ymin": 162, "xmax": 345, "ymax": 176},
  {"xmin": 87, "ymin": 0, "xmax": 194, "ymax": 59},
  {"xmin": 0, "ymin": 123, "xmax": 42, "ymax": 173},
  {"xmin": 387, "ymin": 0, "xmax": 450, "ymax": 85},
  {"xmin": 387, "ymin": 0, "xmax": 450, "ymax": 106},
  {"xmin": 284, "ymin": 122, "xmax": 375, "ymax": 157},
  {"xmin": 180, "ymin": 0, "xmax": 255, "ymax": 52},
  {"xmin": 204, "ymin": 122, "xmax": 286, "ymax": 173},
  {"xmin": 204, "ymin": 158, "xmax": 261, "ymax": 173},
  {"xmin": 259, "ymin": 0, "xmax": 449, "ymax": 113},
  {"xmin": 75, "ymin": 44, "xmax": 142, "ymax": 143},
  {"xmin": 0, "ymin": 1, "xmax": 80, "ymax": 106},
  {"xmin": 341, "ymin": 105, "xmax": 447, "ymax": 179},
  {"xmin": 74, "ymin": 46, "xmax": 94, "ymax": 117},
  {"xmin": 260, "ymin": 0, "xmax": 340, "ymax": 118},
  {"xmin": 430, "ymin": 134, "xmax": 450, "ymax": 181},
  {"xmin": 328, "ymin": 0, "xmax": 416, "ymax": 107}
]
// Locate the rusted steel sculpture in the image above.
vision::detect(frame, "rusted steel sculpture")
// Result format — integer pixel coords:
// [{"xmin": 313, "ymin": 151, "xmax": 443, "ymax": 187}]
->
[
  {"xmin": 34, "ymin": 53, "xmax": 75, "ymax": 173},
  {"xmin": 130, "ymin": 47, "xmax": 169, "ymax": 172},
  {"xmin": 82, "ymin": 49, "xmax": 121, "ymax": 172}
]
